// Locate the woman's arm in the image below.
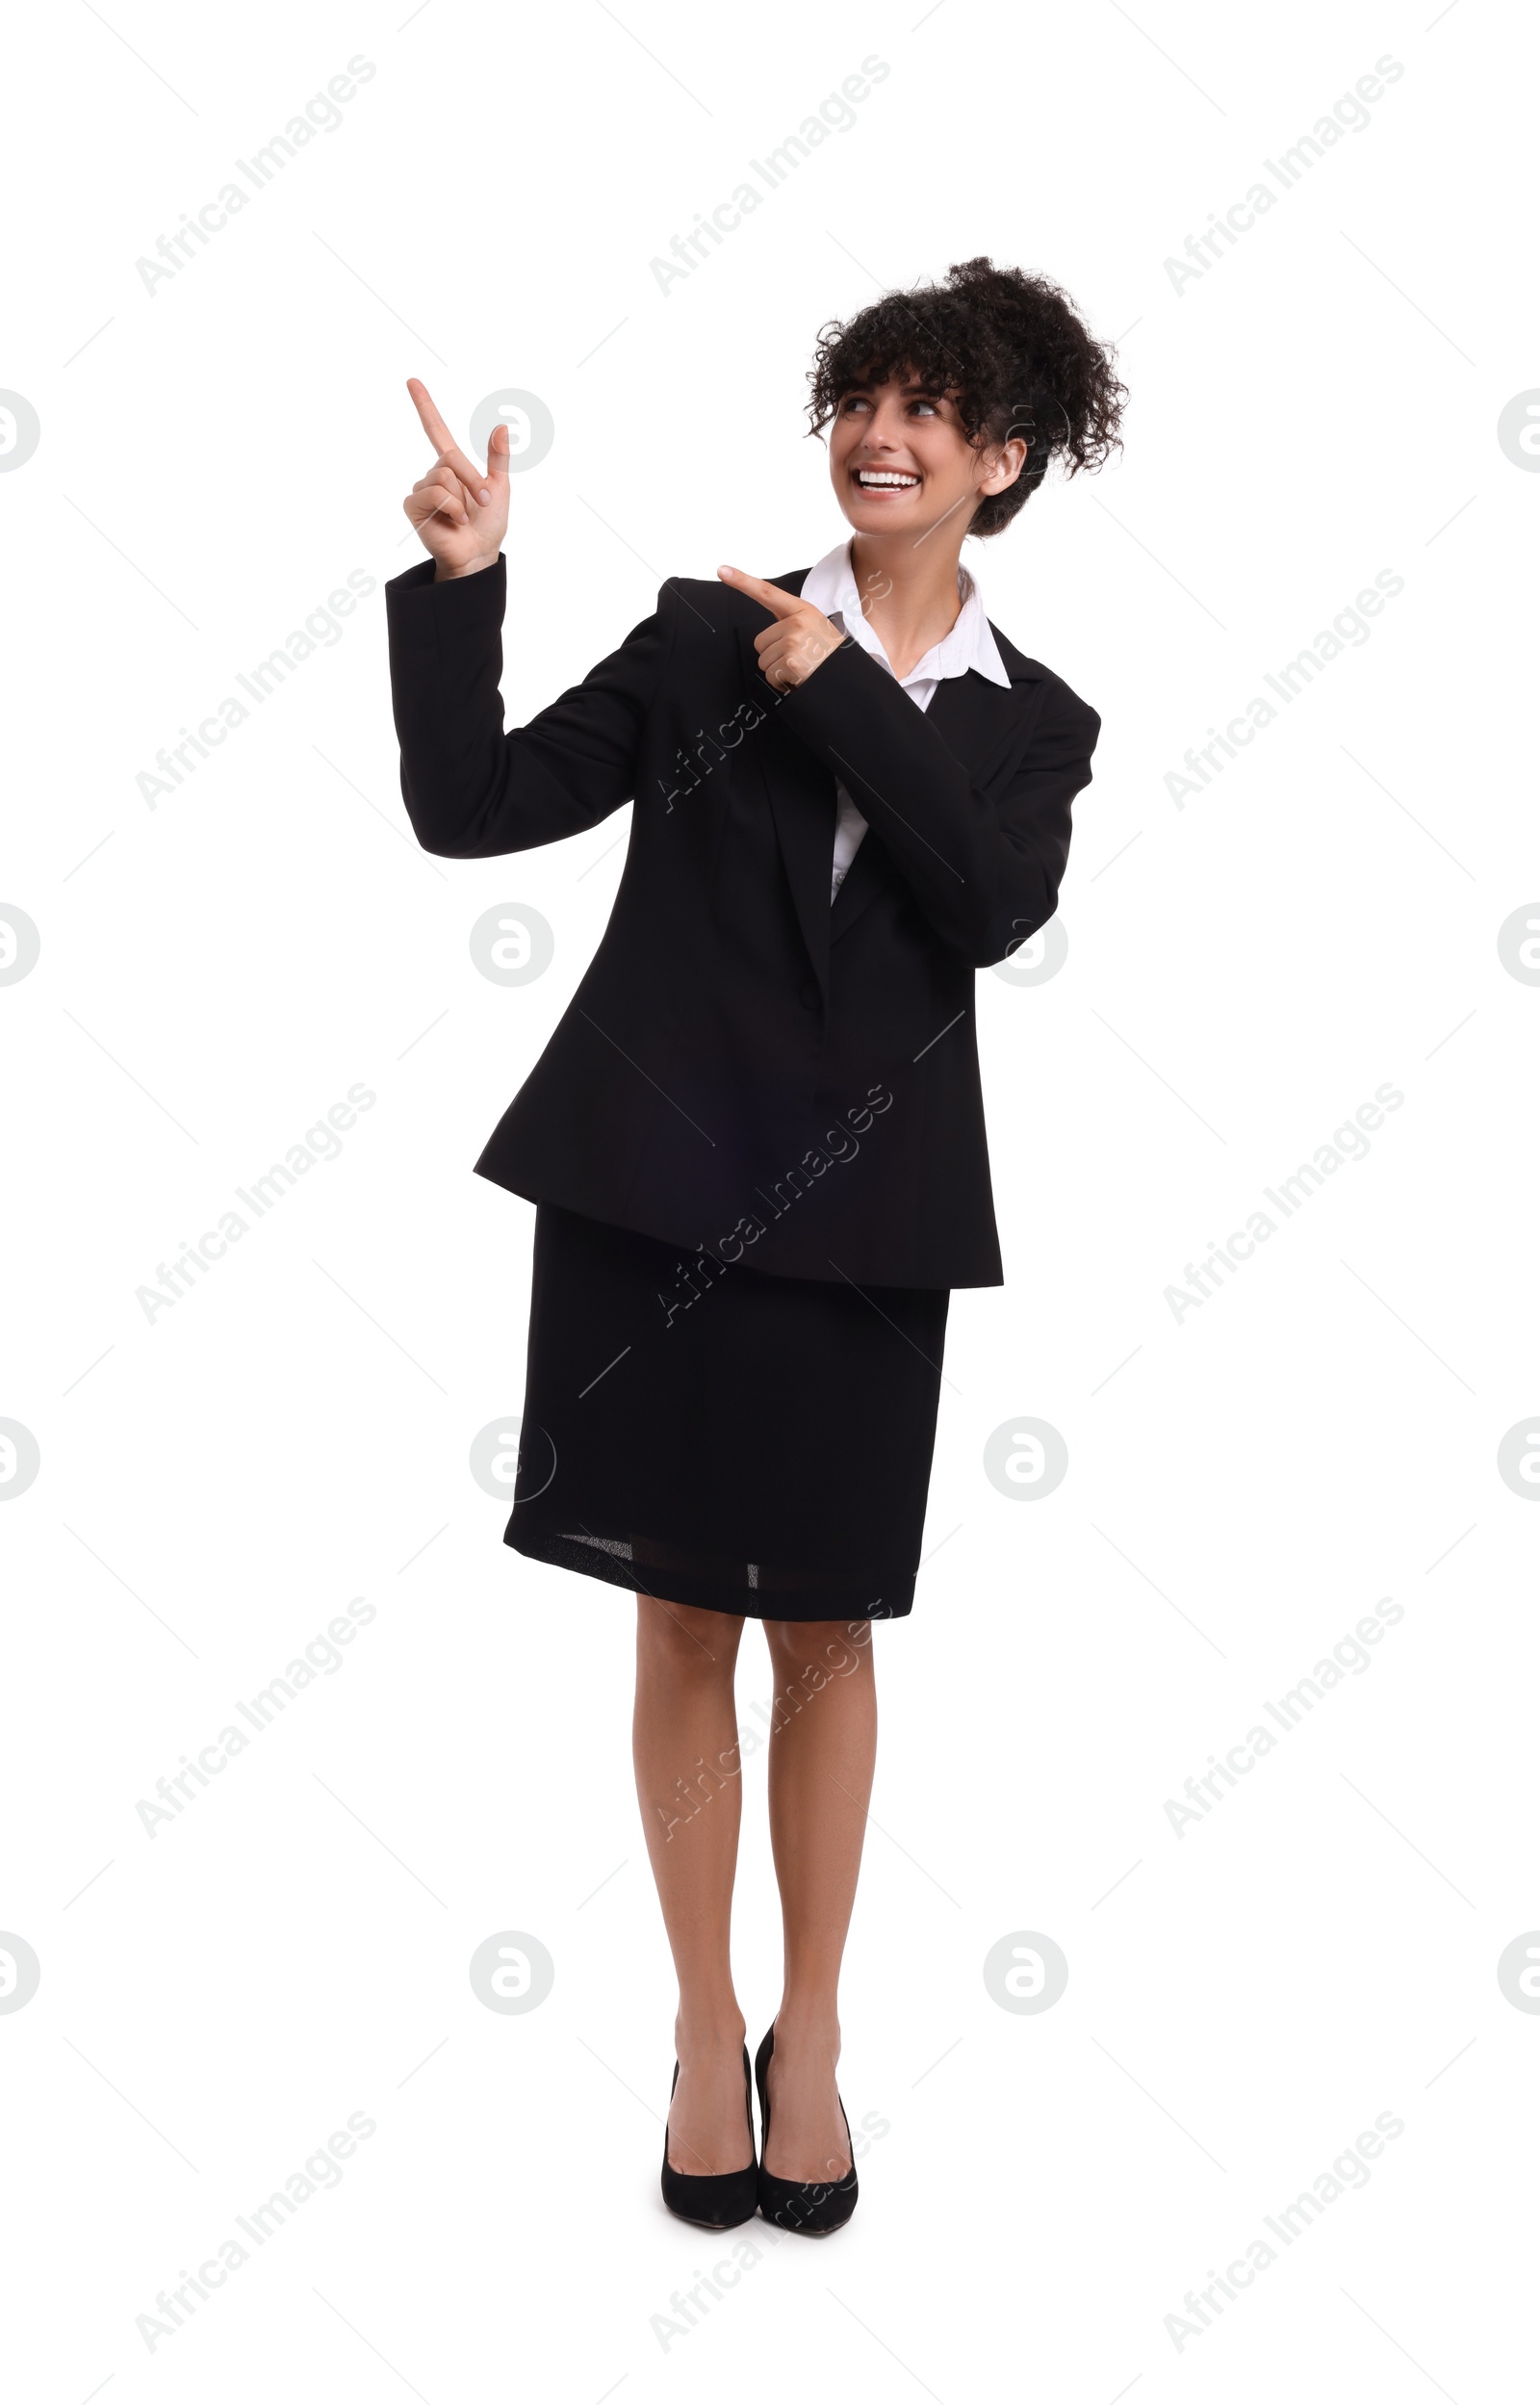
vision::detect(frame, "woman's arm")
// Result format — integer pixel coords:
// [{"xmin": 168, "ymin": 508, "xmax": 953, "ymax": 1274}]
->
[
  {"xmin": 717, "ymin": 563, "xmax": 1098, "ymax": 967},
  {"xmin": 385, "ymin": 556, "xmax": 675, "ymax": 858},
  {"xmin": 387, "ymin": 378, "xmax": 671, "ymax": 858},
  {"xmin": 773, "ymin": 634, "xmax": 1099, "ymax": 967}
]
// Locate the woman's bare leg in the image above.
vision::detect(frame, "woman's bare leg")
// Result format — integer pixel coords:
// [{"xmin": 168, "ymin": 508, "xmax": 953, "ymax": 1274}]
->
[
  {"xmin": 760, "ymin": 1616, "xmax": 876, "ymax": 2181},
  {"xmin": 633, "ymin": 1592, "xmax": 752, "ymax": 2174}
]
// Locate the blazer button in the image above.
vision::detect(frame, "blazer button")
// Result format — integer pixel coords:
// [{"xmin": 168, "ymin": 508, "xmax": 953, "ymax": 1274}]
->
[{"xmin": 798, "ymin": 979, "xmax": 820, "ymax": 1011}]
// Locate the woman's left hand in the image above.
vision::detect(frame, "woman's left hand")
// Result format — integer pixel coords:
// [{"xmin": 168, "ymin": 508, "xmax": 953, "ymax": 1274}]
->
[{"xmin": 717, "ymin": 565, "xmax": 845, "ymax": 691}]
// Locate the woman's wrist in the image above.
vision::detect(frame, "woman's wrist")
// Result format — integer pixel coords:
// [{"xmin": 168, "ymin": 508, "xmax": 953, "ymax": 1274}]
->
[{"xmin": 433, "ymin": 554, "xmax": 500, "ymax": 582}]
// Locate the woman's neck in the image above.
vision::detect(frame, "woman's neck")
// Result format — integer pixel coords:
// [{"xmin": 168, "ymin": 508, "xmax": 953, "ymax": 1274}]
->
[{"xmin": 847, "ymin": 530, "xmax": 967, "ymax": 682}]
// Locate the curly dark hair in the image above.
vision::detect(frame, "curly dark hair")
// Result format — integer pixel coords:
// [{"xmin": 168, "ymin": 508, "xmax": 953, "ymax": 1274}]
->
[{"xmin": 806, "ymin": 255, "xmax": 1127, "ymax": 537}]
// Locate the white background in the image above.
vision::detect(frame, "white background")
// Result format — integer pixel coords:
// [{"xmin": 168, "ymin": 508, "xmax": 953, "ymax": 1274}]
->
[{"xmin": 3, "ymin": 1, "xmax": 1536, "ymax": 2397}]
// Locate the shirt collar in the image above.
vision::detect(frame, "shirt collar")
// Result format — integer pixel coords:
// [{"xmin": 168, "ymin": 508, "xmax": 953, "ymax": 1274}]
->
[{"xmin": 799, "ymin": 536, "xmax": 1012, "ymax": 690}]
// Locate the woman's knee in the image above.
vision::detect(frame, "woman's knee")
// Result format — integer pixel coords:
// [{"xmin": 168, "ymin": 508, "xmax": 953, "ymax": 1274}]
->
[
  {"xmin": 635, "ymin": 1591, "xmax": 743, "ymax": 1678},
  {"xmin": 761, "ymin": 1617, "xmax": 873, "ymax": 1684}
]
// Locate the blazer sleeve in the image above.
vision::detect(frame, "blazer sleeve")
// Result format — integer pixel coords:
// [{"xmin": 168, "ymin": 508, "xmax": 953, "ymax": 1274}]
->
[
  {"xmin": 771, "ymin": 636, "xmax": 1100, "ymax": 967},
  {"xmin": 384, "ymin": 554, "xmax": 676, "ymax": 858}
]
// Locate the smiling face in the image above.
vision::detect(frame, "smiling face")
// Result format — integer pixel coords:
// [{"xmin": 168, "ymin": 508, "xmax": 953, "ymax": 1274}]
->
[{"xmin": 828, "ymin": 368, "xmax": 1026, "ymax": 541}]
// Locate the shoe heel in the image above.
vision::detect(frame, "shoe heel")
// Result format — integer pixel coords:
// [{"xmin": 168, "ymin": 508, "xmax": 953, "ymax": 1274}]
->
[{"xmin": 753, "ymin": 2024, "xmax": 859, "ymax": 2236}]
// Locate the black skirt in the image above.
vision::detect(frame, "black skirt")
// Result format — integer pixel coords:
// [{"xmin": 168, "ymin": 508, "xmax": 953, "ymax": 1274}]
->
[{"xmin": 505, "ymin": 1202, "xmax": 950, "ymax": 1621}]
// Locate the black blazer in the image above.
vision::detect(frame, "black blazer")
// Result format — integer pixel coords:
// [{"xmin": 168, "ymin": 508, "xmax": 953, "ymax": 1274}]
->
[{"xmin": 384, "ymin": 554, "xmax": 1100, "ymax": 1287}]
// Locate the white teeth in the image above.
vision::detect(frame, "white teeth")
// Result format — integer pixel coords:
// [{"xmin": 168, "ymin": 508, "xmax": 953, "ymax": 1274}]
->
[{"xmin": 857, "ymin": 471, "xmax": 918, "ymax": 485}]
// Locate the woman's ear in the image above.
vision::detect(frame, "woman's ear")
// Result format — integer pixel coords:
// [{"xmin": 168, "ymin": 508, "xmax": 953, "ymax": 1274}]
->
[{"xmin": 981, "ymin": 435, "xmax": 1029, "ymax": 494}]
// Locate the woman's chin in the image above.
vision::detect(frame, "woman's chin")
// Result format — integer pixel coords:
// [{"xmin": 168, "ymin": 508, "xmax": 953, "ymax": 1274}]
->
[{"xmin": 836, "ymin": 493, "xmax": 926, "ymax": 533}]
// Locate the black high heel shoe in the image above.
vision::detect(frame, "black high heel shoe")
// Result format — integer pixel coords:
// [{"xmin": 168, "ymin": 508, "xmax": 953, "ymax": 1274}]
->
[
  {"xmin": 660, "ymin": 2044, "xmax": 758, "ymax": 2229},
  {"xmin": 754, "ymin": 2024, "xmax": 860, "ymax": 2235}
]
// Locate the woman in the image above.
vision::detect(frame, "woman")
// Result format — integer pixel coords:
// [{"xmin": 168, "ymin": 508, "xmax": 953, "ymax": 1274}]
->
[{"xmin": 386, "ymin": 257, "xmax": 1124, "ymax": 2234}]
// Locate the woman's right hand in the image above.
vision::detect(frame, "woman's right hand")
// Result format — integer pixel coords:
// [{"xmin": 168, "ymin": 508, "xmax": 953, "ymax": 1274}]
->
[{"xmin": 402, "ymin": 378, "xmax": 510, "ymax": 580}]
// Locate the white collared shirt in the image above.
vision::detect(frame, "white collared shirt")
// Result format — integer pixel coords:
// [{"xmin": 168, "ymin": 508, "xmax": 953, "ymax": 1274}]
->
[{"xmin": 798, "ymin": 537, "xmax": 1012, "ymax": 900}]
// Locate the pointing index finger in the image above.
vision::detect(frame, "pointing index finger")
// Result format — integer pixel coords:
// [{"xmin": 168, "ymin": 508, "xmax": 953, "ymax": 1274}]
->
[
  {"xmin": 407, "ymin": 376, "xmax": 459, "ymax": 458},
  {"xmin": 716, "ymin": 564, "xmax": 801, "ymax": 618},
  {"xmin": 407, "ymin": 375, "xmax": 501, "ymax": 502}
]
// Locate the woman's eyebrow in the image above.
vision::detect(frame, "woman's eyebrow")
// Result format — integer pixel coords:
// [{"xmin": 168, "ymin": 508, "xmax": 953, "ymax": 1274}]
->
[{"xmin": 835, "ymin": 376, "xmax": 955, "ymax": 407}]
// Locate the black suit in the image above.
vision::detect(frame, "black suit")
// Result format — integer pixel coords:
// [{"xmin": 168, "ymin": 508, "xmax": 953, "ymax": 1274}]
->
[{"xmin": 385, "ymin": 554, "xmax": 1099, "ymax": 1287}]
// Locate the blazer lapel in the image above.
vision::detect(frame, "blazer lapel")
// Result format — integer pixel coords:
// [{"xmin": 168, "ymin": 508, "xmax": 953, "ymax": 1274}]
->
[{"xmin": 737, "ymin": 607, "xmax": 834, "ymax": 1003}]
